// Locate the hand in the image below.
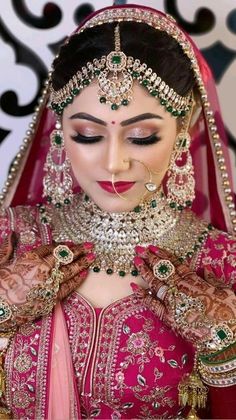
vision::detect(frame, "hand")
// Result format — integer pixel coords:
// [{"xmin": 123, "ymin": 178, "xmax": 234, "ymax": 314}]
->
[
  {"xmin": 132, "ymin": 245, "xmax": 236, "ymax": 352},
  {"xmin": 0, "ymin": 240, "xmax": 95, "ymax": 331}
]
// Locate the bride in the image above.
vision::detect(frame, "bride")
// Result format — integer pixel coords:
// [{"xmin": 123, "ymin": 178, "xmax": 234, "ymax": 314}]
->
[{"xmin": 0, "ymin": 4, "xmax": 235, "ymax": 419}]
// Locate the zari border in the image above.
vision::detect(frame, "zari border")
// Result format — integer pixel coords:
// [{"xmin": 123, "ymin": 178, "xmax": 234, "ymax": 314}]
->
[{"xmin": 35, "ymin": 313, "xmax": 54, "ymax": 419}]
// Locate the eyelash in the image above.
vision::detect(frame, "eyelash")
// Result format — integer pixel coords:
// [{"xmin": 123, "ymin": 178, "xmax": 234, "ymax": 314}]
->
[{"xmin": 70, "ymin": 132, "xmax": 161, "ymax": 146}]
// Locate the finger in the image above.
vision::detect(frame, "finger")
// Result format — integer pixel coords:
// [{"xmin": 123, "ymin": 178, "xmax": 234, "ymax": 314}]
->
[
  {"xmin": 133, "ymin": 256, "xmax": 163, "ymax": 289},
  {"xmin": 0, "ymin": 232, "xmax": 17, "ymax": 265},
  {"xmin": 58, "ymin": 269, "xmax": 89, "ymax": 300},
  {"xmin": 44, "ymin": 242, "xmax": 94, "ymax": 268},
  {"xmin": 147, "ymin": 245, "xmax": 180, "ymax": 267},
  {"xmin": 60, "ymin": 252, "xmax": 96, "ymax": 280},
  {"xmin": 135, "ymin": 245, "xmax": 180, "ymax": 270}
]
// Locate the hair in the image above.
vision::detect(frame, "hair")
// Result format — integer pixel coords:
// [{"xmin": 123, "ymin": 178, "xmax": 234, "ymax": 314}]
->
[{"xmin": 51, "ymin": 21, "xmax": 196, "ymax": 97}]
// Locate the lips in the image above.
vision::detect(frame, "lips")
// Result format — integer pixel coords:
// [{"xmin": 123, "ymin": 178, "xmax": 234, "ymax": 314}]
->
[{"xmin": 97, "ymin": 181, "xmax": 135, "ymax": 193}]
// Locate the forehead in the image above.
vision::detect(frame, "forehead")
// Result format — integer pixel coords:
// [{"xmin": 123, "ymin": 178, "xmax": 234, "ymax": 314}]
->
[{"xmin": 63, "ymin": 81, "xmax": 170, "ymax": 123}]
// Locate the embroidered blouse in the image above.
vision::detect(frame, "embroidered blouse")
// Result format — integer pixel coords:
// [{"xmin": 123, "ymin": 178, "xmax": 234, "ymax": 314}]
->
[{"xmin": 0, "ymin": 205, "xmax": 235, "ymax": 419}]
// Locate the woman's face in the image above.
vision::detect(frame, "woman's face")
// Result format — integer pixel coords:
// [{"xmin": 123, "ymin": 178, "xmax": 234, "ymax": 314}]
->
[{"xmin": 62, "ymin": 82, "xmax": 178, "ymax": 212}]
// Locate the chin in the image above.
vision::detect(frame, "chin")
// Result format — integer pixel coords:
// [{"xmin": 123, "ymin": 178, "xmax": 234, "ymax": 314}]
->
[{"xmin": 92, "ymin": 195, "xmax": 139, "ymax": 213}]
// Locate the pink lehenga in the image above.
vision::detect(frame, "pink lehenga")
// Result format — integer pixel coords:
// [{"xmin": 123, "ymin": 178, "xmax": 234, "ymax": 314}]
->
[{"xmin": 0, "ymin": 4, "xmax": 236, "ymax": 420}]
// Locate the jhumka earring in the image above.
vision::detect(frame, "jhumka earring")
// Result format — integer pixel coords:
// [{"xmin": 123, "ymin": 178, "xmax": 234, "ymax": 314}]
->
[
  {"xmin": 166, "ymin": 132, "xmax": 195, "ymax": 210},
  {"xmin": 43, "ymin": 120, "xmax": 73, "ymax": 207},
  {"xmin": 166, "ymin": 100, "xmax": 195, "ymax": 210}
]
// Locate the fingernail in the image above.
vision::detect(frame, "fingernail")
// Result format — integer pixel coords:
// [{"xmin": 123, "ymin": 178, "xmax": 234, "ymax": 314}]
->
[
  {"xmin": 84, "ymin": 242, "xmax": 94, "ymax": 250},
  {"xmin": 148, "ymin": 244, "xmax": 159, "ymax": 254},
  {"xmin": 130, "ymin": 282, "xmax": 140, "ymax": 292},
  {"xmin": 135, "ymin": 245, "xmax": 146, "ymax": 255},
  {"xmin": 80, "ymin": 269, "xmax": 88, "ymax": 279},
  {"xmin": 86, "ymin": 252, "xmax": 96, "ymax": 261},
  {"xmin": 133, "ymin": 256, "xmax": 144, "ymax": 267}
]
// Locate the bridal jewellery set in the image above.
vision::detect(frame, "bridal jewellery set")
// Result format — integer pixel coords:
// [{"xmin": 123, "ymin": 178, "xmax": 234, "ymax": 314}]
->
[{"xmin": 49, "ymin": 24, "xmax": 192, "ymax": 116}]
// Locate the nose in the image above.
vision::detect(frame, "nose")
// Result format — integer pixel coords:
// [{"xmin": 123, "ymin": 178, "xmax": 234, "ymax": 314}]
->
[{"xmin": 104, "ymin": 136, "xmax": 129, "ymax": 175}]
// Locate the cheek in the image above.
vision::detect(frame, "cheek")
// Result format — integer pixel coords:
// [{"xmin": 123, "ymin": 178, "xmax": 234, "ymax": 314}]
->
[{"xmin": 144, "ymin": 140, "xmax": 175, "ymax": 173}]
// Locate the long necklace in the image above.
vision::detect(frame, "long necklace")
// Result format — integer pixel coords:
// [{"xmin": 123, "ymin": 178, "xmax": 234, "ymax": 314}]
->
[{"xmin": 52, "ymin": 191, "xmax": 179, "ymax": 276}]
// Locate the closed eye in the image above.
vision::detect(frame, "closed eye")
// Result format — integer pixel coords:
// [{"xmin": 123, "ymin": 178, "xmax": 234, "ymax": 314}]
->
[
  {"xmin": 128, "ymin": 133, "xmax": 161, "ymax": 146},
  {"xmin": 70, "ymin": 133, "xmax": 103, "ymax": 144}
]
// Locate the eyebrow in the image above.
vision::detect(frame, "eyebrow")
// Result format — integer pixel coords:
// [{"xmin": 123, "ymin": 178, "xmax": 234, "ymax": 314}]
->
[{"xmin": 69, "ymin": 112, "xmax": 163, "ymax": 126}]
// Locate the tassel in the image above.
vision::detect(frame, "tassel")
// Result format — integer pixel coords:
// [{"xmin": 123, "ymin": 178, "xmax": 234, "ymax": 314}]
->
[{"xmin": 178, "ymin": 370, "xmax": 208, "ymax": 420}]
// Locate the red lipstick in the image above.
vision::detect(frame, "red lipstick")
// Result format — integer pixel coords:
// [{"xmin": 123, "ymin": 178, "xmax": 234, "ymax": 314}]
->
[{"xmin": 97, "ymin": 181, "xmax": 135, "ymax": 193}]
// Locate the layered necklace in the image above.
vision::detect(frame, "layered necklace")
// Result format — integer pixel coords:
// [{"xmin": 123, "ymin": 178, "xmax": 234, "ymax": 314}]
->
[{"xmin": 51, "ymin": 191, "xmax": 180, "ymax": 276}]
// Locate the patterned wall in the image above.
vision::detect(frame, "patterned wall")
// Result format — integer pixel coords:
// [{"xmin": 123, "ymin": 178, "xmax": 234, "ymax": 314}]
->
[{"xmin": 0, "ymin": 0, "xmax": 236, "ymax": 192}]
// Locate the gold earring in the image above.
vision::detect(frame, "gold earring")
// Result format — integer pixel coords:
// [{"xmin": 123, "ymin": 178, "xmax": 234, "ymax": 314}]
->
[
  {"xmin": 43, "ymin": 119, "xmax": 73, "ymax": 208},
  {"xmin": 166, "ymin": 107, "xmax": 195, "ymax": 210}
]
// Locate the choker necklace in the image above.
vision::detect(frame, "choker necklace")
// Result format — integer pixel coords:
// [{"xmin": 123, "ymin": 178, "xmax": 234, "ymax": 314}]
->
[{"xmin": 51, "ymin": 191, "xmax": 179, "ymax": 276}]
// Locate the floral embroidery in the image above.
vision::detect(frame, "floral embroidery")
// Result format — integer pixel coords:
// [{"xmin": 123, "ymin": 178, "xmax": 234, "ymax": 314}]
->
[
  {"xmin": 65, "ymin": 292, "xmax": 194, "ymax": 419},
  {"xmin": 126, "ymin": 332, "xmax": 151, "ymax": 355}
]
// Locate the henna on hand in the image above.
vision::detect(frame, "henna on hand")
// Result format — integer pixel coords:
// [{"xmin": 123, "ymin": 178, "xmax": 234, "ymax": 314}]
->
[{"xmin": 133, "ymin": 244, "xmax": 236, "ymax": 350}]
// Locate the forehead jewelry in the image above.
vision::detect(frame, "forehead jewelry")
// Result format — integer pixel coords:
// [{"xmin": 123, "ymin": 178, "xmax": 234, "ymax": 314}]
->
[{"xmin": 50, "ymin": 26, "xmax": 192, "ymax": 116}]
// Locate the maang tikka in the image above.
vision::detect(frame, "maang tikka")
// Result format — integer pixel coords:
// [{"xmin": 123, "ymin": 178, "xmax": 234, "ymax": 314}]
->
[{"xmin": 43, "ymin": 120, "xmax": 73, "ymax": 207}]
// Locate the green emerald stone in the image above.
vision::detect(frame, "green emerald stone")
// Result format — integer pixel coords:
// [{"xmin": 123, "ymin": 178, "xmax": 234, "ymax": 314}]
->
[
  {"xmin": 160, "ymin": 99, "xmax": 167, "ymax": 105},
  {"xmin": 84, "ymin": 194, "xmax": 89, "ymax": 202},
  {"xmin": 0, "ymin": 308, "xmax": 5, "ymax": 316},
  {"xmin": 180, "ymin": 110, "xmax": 186, "ymax": 117},
  {"xmin": 172, "ymin": 110, "xmax": 178, "ymax": 117},
  {"xmin": 159, "ymin": 264, "xmax": 169, "ymax": 274},
  {"xmin": 142, "ymin": 79, "xmax": 149, "ymax": 87},
  {"xmin": 131, "ymin": 269, "xmax": 138, "ymax": 277},
  {"xmin": 93, "ymin": 266, "xmax": 100, "ymax": 273},
  {"xmin": 64, "ymin": 198, "xmax": 71, "ymax": 205},
  {"xmin": 39, "ymin": 207, "xmax": 45, "ymax": 213},
  {"xmin": 47, "ymin": 196, "xmax": 52, "ymax": 203},
  {"xmin": 151, "ymin": 90, "xmax": 158, "ymax": 97},
  {"xmin": 66, "ymin": 96, "xmax": 73, "ymax": 104},
  {"xmin": 132, "ymin": 71, "xmax": 139, "ymax": 78},
  {"xmin": 106, "ymin": 268, "xmax": 113, "ymax": 275},
  {"xmin": 208, "ymin": 223, "xmax": 213, "ymax": 231},
  {"xmin": 83, "ymin": 79, "xmax": 90, "ymax": 86},
  {"xmin": 119, "ymin": 271, "xmax": 126, "ymax": 277},
  {"xmin": 41, "ymin": 217, "xmax": 48, "ymax": 223},
  {"xmin": 122, "ymin": 99, "xmax": 128, "ymax": 106},
  {"xmin": 55, "ymin": 203, "xmax": 61, "ymax": 209},
  {"xmin": 100, "ymin": 96, "xmax": 106, "ymax": 104},
  {"xmin": 54, "ymin": 134, "xmax": 62, "ymax": 145},
  {"xmin": 217, "ymin": 329, "xmax": 227, "ymax": 340},
  {"xmin": 59, "ymin": 249, "xmax": 69, "ymax": 258},
  {"xmin": 185, "ymin": 200, "xmax": 192, "ymax": 207},
  {"xmin": 134, "ymin": 205, "xmax": 141, "ymax": 213},
  {"xmin": 112, "ymin": 55, "xmax": 121, "ymax": 64},
  {"xmin": 181, "ymin": 138, "xmax": 187, "ymax": 148},
  {"xmin": 61, "ymin": 101, "xmax": 66, "ymax": 108},
  {"xmin": 177, "ymin": 205, "xmax": 184, "ymax": 211},
  {"xmin": 111, "ymin": 104, "xmax": 118, "ymax": 110},
  {"xmin": 169, "ymin": 202, "xmax": 176, "ymax": 209},
  {"xmin": 167, "ymin": 106, "xmax": 173, "ymax": 112},
  {"xmin": 72, "ymin": 88, "xmax": 80, "ymax": 95},
  {"xmin": 94, "ymin": 69, "xmax": 100, "ymax": 76},
  {"xmin": 186, "ymin": 252, "xmax": 193, "ymax": 258},
  {"xmin": 151, "ymin": 200, "xmax": 157, "ymax": 208}
]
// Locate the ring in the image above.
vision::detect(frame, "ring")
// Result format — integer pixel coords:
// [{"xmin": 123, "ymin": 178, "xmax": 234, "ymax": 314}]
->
[
  {"xmin": 153, "ymin": 259, "xmax": 175, "ymax": 280},
  {"xmin": 53, "ymin": 245, "xmax": 74, "ymax": 265}
]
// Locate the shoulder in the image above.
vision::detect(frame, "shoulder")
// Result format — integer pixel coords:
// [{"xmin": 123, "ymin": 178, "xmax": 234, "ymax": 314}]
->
[{"xmin": 0, "ymin": 204, "xmax": 51, "ymax": 250}]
